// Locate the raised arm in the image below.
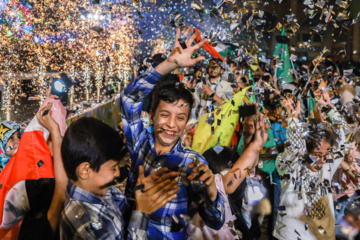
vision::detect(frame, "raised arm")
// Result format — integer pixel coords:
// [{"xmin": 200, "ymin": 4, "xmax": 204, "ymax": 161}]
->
[
  {"xmin": 223, "ymin": 113, "xmax": 269, "ymax": 194},
  {"xmin": 120, "ymin": 27, "xmax": 207, "ymax": 157},
  {"xmin": 187, "ymin": 157, "xmax": 225, "ymax": 231},
  {"xmin": 275, "ymin": 98, "xmax": 304, "ymax": 176},
  {"xmin": 120, "ymin": 66, "xmax": 163, "ymax": 157},
  {"xmin": 36, "ymin": 102, "xmax": 67, "ymax": 232},
  {"xmin": 317, "ymin": 92, "xmax": 350, "ymax": 174}
]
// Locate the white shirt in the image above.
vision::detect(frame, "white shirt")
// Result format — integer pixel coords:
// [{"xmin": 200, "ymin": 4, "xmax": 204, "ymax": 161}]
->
[
  {"xmin": 273, "ymin": 110, "xmax": 350, "ymax": 240},
  {"xmin": 190, "ymin": 78, "xmax": 233, "ymax": 126}
]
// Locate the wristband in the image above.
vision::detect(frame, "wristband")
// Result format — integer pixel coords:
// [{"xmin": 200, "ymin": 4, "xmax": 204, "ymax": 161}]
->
[{"xmin": 209, "ymin": 92, "xmax": 215, "ymax": 99}]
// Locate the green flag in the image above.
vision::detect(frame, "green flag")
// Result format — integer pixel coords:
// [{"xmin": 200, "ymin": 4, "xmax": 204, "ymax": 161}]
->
[
  {"xmin": 214, "ymin": 43, "xmax": 238, "ymax": 60},
  {"xmin": 248, "ymin": 69, "xmax": 257, "ymax": 102},
  {"xmin": 307, "ymin": 89, "xmax": 316, "ymax": 117},
  {"xmin": 273, "ymin": 28, "xmax": 293, "ymax": 83},
  {"xmin": 248, "ymin": 69, "xmax": 253, "ymax": 81}
]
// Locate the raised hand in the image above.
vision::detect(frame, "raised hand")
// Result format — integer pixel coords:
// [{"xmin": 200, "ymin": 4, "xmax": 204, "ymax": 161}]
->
[
  {"xmin": 243, "ymin": 103, "xmax": 259, "ymax": 137},
  {"xmin": 282, "ymin": 97, "xmax": 301, "ymax": 119},
  {"xmin": 36, "ymin": 102, "xmax": 60, "ymax": 136},
  {"xmin": 273, "ymin": 75, "xmax": 278, "ymax": 86},
  {"xmin": 317, "ymin": 91, "xmax": 334, "ymax": 108},
  {"xmin": 202, "ymin": 84, "xmax": 213, "ymax": 95},
  {"xmin": 45, "ymin": 85, "xmax": 60, "ymax": 99},
  {"xmin": 187, "ymin": 161, "xmax": 217, "ymax": 201},
  {"xmin": 155, "ymin": 27, "xmax": 208, "ymax": 75},
  {"xmin": 253, "ymin": 113, "xmax": 269, "ymax": 150}
]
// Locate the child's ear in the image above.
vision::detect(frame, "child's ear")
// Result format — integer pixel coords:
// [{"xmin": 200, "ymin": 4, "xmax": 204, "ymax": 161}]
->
[
  {"xmin": 77, "ymin": 162, "xmax": 91, "ymax": 180},
  {"xmin": 149, "ymin": 110, "xmax": 154, "ymax": 125}
]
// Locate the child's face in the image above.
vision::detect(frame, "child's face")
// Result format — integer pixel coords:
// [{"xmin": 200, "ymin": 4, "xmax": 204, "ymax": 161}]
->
[
  {"xmin": 5, "ymin": 130, "xmax": 21, "ymax": 156},
  {"xmin": 208, "ymin": 61, "xmax": 222, "ymax": 78},
  {"xmin": 306, "ymin": 140, "xmax": 331, "ymax": 172},
  {"xmin": 87, "ymin": 160, "xmax": 120, "ymax": 196},
  {"xmin": 151, "ymin": 99, "xmax": 189, "ymax": 150}
]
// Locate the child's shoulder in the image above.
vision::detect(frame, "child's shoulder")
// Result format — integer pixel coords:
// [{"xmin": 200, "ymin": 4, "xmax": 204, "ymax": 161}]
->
[
  {"xmin": 61, "ymin": 198, "xmax": 92, "ymax": 227},
  {"xmin": 108, "ymin": 186, "xmax": 128, "ymax": 204},
  {"xmin": 60, "ymin": 198, "xmax": 103, "ymax": 239}
]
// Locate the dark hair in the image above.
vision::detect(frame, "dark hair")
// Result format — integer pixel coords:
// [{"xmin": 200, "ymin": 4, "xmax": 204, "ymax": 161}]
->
[
  {"xmin": 192, "ymin": 66, "xmax": 201, "ymax": 74},
  {"xmin": 240, "ymin": 77, "xmax": 247, "ymax": 84},
  {"xmin": 210, "ymin": 58, "xmax": 225, "ymax": 70},
  {"xmin": 202, "ymin": 146, "xmax": 246, "ymax": 200},
  {"xmin": 202, "ymin": 146, "xmax": 247, "ymax": 224},
  {"xmin": 61, "ymin": 117, "xmax": 127, "ymax": 181},
  {"xmin": 306, "ymin": 129, "xmax": 335, "ymax": 153},
  {"xmin": 25, "ymin": 178, "xmax": 55, "ymax": 215},
  {"xmin": 203, "ymin": 146, "xmax": 239, "ymax": 174},
  {"xmin": 150, "ymin": 76, "xmax": 194, "ymax": 119},
  {"xmin": 228, "ymin": 60, "xmax": 236, "ymax": 66}
]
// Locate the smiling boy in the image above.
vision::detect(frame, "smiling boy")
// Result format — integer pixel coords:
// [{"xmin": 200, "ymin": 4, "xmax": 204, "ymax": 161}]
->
[
  {"xmin": 120, "ymin": 27, "xmax": 225, "ymax": 239},
  {"xmin": 60, "ymin": 117, "xmax": 180, "ymax": 240}
]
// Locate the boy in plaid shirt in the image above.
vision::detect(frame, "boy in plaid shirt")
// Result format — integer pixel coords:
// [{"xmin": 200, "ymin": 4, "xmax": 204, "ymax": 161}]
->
[
  {"xmin": 60, "ymin": 117, "xmax": 180, "ymax": 240},
  {"xmin": 121, "ymin": 27, "xmax": 225, "ymax": 239}
]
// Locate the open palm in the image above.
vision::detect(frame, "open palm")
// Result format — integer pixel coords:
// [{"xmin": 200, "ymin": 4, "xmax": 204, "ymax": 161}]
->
[{"xmin": 166, "ymin": 27, "xmax": 208, "ymax": 68}]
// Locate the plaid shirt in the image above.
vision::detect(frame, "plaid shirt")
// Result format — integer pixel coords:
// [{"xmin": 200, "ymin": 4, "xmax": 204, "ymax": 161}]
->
[
  {"xmin": 120, "ymin": 66, "xmax": 225, "ymax": 240},
  {"xmin": 60, "ymin": 181, "xmax": 150, "ymax": 240}
]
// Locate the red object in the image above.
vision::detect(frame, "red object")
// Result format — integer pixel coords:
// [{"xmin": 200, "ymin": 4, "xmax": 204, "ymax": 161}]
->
[
  {"xmin": 231, "ymin": 123, "xmax": 241, "ymax": 147},
  {"xmin": 0, "ymin": 130, "xmax": 54, "ymax": 237},
  {"xmin": 188, "ymin": 127, "xmax": 196, "ymax": 136},
  {"xmin": 178, "ymin": 74, "xmax": 184, "ymax": 82},
  {"xmin": 232, "ymin": 134, "xmax": 238, "ymax": 148},
  {"xmin": 0, "ymin": 97, "xmax": 65, "ymax": 238},
  {"xmin": 194, "ymin": 28, "xmax": 225, "ymax": 62},
  {"xmin": 11, "ymin": 0, "xmax": 32, "ymax": 26}
]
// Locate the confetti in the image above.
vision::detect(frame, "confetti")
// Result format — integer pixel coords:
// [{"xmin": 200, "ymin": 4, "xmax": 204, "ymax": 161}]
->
[
  {"xmin": 37, "ymin": 160, "xmax": 44, "ymax": 168},
  {"xmin": 244, "ymin": 166, "xmax": 252, "ymax": 176},
  {"xmin": 317, "ymin": 226, "xmax": 327, "ymax": 235},
  {"xmin": 213, "ymin": 145, "xmax": 224, "ymax": 154},
  {"xmin": 277, "ymin": 224, "xmax": 286, "ymax": 229},
  {"xmin": 75, "ymin": 209, "xmax": 85, "ymax": 219}
]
